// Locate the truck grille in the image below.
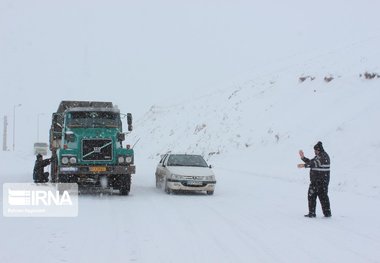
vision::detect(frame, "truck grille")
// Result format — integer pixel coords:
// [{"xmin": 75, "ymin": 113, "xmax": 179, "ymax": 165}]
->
[{"xmin": 82, "ymin": 139, "xmax": 113, "ymax": 161}]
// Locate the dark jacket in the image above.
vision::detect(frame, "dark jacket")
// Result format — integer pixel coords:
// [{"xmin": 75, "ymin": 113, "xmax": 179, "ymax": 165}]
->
[
  {"xmin": 33, "ymin": 158, "xmax": 51, "ymax": 182},
  {"xmin": 302, "ymin": 151, "xmax": 330, "ymax": 183}
]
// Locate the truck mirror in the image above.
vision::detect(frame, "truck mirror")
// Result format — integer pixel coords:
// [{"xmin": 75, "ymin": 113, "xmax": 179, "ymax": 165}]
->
[
  {"xmin": 126, "ymin": 113, "xmax": 133, "ymax": 131},
  {"xmin": 117, "ymin": 133, "xmax": 125, "ymax": 142},
  {"xmin": 127, "ymin": 113, "xmax": 132, "ymax": 125},
  {"xmin": 52, "ymin": 113, "xmax": 63, "ymax": 136}
]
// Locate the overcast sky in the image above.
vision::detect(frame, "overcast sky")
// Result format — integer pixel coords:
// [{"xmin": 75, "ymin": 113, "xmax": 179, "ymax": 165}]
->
[{"xmin": 1, "ymin": 0, "xmax": 379, "ymax": 150}]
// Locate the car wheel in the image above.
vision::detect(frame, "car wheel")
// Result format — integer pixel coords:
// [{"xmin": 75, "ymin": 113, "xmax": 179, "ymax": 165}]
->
[
  {"xmin": 164, "ymin": 180, "xmax": 171, "ymax": 194},
  {"xmin": 155, "ymin": 176, "xmax": 161, "ymax": 189},
  {"xmin": 206, "ymin": 190, "xmax": 214, "ymax": 195}
]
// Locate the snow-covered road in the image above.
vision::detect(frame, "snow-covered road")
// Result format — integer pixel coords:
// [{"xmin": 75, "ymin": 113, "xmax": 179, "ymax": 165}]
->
[{"xmin": 1, "ymin": 154, "xmax": 379, "ymax": 263}]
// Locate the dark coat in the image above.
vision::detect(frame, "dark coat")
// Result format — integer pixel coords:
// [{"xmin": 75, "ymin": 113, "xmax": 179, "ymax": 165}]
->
[
  {"xmin": 302, "ymin": 150, "xmax": 331, "ymax": 216},
  {"xmin": 302, "ymin": 150, "xmax": 330, "ymax": 183},
  {"xmin": 33, "ymin": 158, "xmax": 51, "ymax": 182}
]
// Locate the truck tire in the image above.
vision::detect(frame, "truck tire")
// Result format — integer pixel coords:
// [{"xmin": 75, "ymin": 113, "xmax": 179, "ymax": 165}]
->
[
  {"xmin": 119, "ymin": 174, "xmax": 131, "ymax": 196},
  {"xmin": 57, "ymin": 183, "xmax": 70, "ymax": 195},
  {"xmin": 50, "ymin": 153, "xmax": 58, "ymax": 183}
]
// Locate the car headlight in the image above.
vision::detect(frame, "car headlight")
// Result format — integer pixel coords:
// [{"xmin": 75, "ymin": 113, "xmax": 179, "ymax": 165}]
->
[
  {"xmin": 171, "ymin": 174, "xmax": 181, "ymax": 180},
  {"xmin": 125, "ymin": 156, "xmax": 132, "ymax": 164},
  {"xmin": 61, "ymin": 157, "xmax": 69, "ymax": 165},
  {"xmin": 69, "ymin": 157, "xmax": 77, "ymax": 164},
  {"xmin": 118, "ymin": 156, "xmax": 125, "ymax": 164}
]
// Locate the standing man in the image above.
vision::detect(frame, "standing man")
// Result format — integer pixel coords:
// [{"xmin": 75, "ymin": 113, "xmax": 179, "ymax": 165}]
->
[
  {"xmin": 33, "ymin": 154, "xmax": 52, "ymax": 183},
  {"xmin": 298, "ymin": 141, "xmax": 332, "ymax": 218}
]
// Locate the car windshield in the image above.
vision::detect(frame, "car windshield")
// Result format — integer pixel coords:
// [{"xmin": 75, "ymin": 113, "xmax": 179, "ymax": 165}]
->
[
  {"xmin": 66, "ymin": 111, "xmax": 120, "ymax": 128},
  {"xmin": 167, "ymin": 155, "xmax": 208, "ymax": 167}
]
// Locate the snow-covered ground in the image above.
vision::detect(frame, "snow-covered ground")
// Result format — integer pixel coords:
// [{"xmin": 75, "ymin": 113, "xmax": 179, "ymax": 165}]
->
[{"xmin": 1, "ymin": 149, "xmax": 380, "ymax": 263}]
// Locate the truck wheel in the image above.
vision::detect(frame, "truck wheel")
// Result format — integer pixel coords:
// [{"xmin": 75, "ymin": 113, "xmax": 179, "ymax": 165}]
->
[
  {"xmin": 206, "ymin": 191, "xmax": 214, "ymax": 195},
  {"xmin": 120, "ymin": 187, "xmax": 129, "ymax": 196},
  {"xmin": 50, "ymin": 153, "xmax": 58, "ymax": 183},
  {"xmin": 119, "ymin": 174, "xmax": 131, "ymax": 196},
  {"xmin": 57, "ymin": 183, "xmax": 68, "ymax": 195}
]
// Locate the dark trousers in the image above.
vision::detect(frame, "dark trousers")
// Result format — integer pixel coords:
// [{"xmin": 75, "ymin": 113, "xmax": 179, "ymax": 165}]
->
[
  {"xmin": 308, "ymin": 180, "xmax": 331, "ymax": 216},
  {"xmin": 34, "ymin": 172, "xmax": 49, "ymax": 183}
]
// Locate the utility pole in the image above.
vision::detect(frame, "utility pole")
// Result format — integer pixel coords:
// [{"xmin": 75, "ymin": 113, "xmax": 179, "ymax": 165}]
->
[
  {"xmin": 37, "ymin": 113, "xmax": 44, "ymax": 141},
  {"xmin": 13, "ymin": 104, "xmax": 22, "ymax": 151},
  {"xmin": 3, "ymin": 116, "xmax": 7, "ymax": 151}
]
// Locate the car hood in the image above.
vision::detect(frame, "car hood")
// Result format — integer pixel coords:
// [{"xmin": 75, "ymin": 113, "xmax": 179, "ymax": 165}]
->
[{"xmin": 167, "ymin": 166, "xmax": 215, "ymax": 177}]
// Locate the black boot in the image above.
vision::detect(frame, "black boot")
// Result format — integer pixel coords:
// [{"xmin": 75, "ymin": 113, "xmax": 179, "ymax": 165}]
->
[
  {"xmin": 324, "ymin": 211, "xmax": 332, "ymax": 217},
  {"xmin": 304, "ymin": 213, "xmax": 316, "ymax": 218}
]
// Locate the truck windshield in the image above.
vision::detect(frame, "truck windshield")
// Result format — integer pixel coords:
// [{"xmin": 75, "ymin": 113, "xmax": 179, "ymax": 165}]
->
[
  {"xmin": 66, "ymin": 111, "xmax": 120, "ymax": 128},
  {"xmin": 167, "ymin": 155, "xmax": 208, "ymax": 167}
]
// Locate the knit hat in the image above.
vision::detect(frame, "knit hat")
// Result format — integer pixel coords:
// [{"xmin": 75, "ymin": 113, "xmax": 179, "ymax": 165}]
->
[{"xmin": 314, "ymin": 141, "xmax": 324, "ymax": 151}]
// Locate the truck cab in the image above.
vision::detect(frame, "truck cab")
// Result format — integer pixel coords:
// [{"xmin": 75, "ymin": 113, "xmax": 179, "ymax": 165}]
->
[{"xmin": 50, "ymin": 101, "xmax": 135, "ymax": 195}]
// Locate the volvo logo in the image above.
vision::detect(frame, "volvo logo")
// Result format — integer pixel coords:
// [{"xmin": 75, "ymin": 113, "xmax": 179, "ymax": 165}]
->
[{"xmin": 93, "ymin": 147, "xmax": 101, "ymax": 153}]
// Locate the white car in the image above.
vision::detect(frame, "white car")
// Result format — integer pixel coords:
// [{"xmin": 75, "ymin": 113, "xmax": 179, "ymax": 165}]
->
[{"xmin": 155, "ymin": 153, "xmax": 216, "ymax": 195}]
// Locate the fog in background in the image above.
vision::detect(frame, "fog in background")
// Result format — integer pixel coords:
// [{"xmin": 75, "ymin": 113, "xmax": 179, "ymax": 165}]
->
[{"xmin": 1, "ymin": 0, "xmax": 379, "ymax": 151}]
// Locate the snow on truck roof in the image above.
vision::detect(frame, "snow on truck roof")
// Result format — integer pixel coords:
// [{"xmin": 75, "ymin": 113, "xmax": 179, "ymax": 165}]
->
[
  {"xmin": 65, "ymin": 107, "xmax": 120, "ymax": 113},
  {"xmin": 56, "ymin": 101, "xmax": 114, "ymax": 113}
]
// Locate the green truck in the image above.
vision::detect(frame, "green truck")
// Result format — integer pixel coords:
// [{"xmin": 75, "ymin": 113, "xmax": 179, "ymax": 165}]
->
[{"xmin": 49, "ymin": 101, "xmax": 135, "ymax": 195}]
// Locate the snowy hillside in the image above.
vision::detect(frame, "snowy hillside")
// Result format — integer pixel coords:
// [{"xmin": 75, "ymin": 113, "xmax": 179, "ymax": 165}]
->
[{"xmin": 130, "ymin": 38, "xmax": 380, "ymax": 197}]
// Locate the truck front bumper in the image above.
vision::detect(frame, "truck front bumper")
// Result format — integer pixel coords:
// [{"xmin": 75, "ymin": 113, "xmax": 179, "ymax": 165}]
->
[
  {"xmin": 58, "ymin": 165, "xmax": 135, "ymax": 187},
  {"xmin": 59, "ymin": 165, "xmax": 136, "ymax": 175}
]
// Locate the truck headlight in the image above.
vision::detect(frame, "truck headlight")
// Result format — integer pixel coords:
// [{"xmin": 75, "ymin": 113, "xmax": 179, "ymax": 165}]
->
[
  {"xmin": 69, "ymin": 157, "xmax": 77, "ymax": 164},
  {"xmin": 118, "ymin": 156, "xmax": 125, "ymax": 164},
  {"xmin": 61, "ymin": 157, "xmax": 69, "ymax": 165},
  {"xmin": 125, "ymin": 156, "xmax": 132, "ymax": 164}
]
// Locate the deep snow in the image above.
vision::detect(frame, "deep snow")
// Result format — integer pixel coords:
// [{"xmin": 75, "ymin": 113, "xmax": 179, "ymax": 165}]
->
[{"xmin": 1, "ymin": 151, "xmax": 380, "ymax": 263}]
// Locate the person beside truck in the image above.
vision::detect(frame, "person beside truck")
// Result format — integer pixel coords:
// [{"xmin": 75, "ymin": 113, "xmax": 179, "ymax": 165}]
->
[{"xmin": 33, "ymin": 154, "xmax": 54, "ymax": 183}]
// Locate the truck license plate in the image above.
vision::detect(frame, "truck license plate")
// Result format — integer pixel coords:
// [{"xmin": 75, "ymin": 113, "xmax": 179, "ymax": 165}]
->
[{"xmin": 90, "ymin": 166, "xmax": 107, "ymax": 172}]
